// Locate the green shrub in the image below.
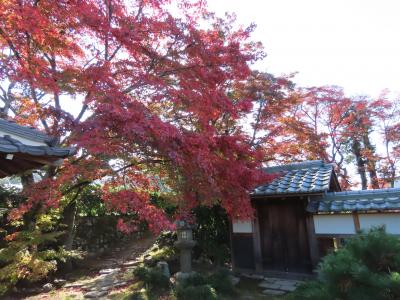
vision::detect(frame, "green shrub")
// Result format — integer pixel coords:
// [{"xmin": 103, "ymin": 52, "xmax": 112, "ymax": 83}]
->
[
  {"xmin": 133, "ymin": 266, "xmax": 148, "ymax": 280},
  {"xmin": 207, "ymin": 268, "xmax": 234, "ymax": 295},
  {"xmin": 175, "ymin": 269, "xmax": 233, "ymax": 298},
  {"xmin": 0, "ymin": 211, "xmax": 83, "ymax": 295},
  {"xmin": 288, "ymin": 227, "xmax": 400, "ymax": 300},
  {"xmin": 155, "ymin": 231, "xmax": 177, "ymax": 248},
  {"xmin": 133, "ymin": 266, "xmax": 170, "ymax": 291},
  {"xmin": 180, "ymin": 273, "xmax": 207, "ymax": 288},
  {"xmin": 175, "ymin": 284, "xmax": 217, "ymax": 300}
]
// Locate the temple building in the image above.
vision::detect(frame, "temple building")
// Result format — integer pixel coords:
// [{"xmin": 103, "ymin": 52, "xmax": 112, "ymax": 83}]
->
[
  {"xmin": 231, "ymin": 160, "xmax": 400, "ymax": 277},
  {"xmin": 0, "ymin": 118, "xmax": 75, "ymax": 178}
]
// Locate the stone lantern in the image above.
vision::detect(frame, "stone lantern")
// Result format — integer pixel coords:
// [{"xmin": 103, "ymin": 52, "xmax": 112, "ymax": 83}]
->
[{"xmin": 174, "ymin": 220, "xmax": 196, "ymax": 280}]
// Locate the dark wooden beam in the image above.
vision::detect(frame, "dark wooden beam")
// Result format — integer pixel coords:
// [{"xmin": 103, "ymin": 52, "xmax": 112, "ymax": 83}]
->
[
  {"xmin": 305, "ymin": 198, "xmax": 319, "ymax": 270},
  {"xmin": 229, "ymin": 221, "xmax": 237, "ymax": 271},
  {"xmin": 0, "ymin": 168, "xmax": 10, "ymax": 177},
  {"xmin": 352, "ymin": 212, "xmax": 361, "ymax": 232},
  {"xmin": 0, "ymin": 157, "xmax": 21, "ymax": 174},
  {"xmin": 0, "ymin": 156, "xmax": 43, "ymax": 178},
  {"xmin": 14, "ymin": 153, "xmax": 58, "ymax": 165},
  {"xmin": 252, "ymin": 204, "xmax": 263, "ymax": 272}
]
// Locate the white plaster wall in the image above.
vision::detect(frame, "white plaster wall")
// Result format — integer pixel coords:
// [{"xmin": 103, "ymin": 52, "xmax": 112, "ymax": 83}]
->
[
  {"xmin": 0, "ymin": 129, "xmax": 46, "ymax": 146},
  {"xmin": 394, "ymin": 179, "xmax": 400, "ymax": 188},
  {"xmin": 359, "ymin": 213, "xmax": 400, "ymax": 234},
  {"xmin": 314, "ymin": 214, "xmax": 356, "ymax": 234},
  {"xmin": 232, "ymin": 220, "xmax": 253, "ymax": 233}
]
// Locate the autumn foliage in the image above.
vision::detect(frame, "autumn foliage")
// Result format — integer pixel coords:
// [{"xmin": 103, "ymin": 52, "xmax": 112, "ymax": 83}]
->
[
  {"xmin": 1, "ymin": 0, "xmax": 400, "ymax": 234},
  {"xmin": 0, "ymin": 0, "xmax": 272, "ymax": 231}
]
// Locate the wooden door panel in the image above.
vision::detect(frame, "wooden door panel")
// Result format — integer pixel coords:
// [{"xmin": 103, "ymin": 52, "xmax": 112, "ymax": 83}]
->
[{"xmin": 259, "ymin": 199, "xmax": 311, "ymax": 273}]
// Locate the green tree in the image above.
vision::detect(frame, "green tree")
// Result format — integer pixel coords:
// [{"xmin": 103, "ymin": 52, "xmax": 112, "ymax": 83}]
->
[{"xmin": 290, "ymin": 227, "xmax": 400, "ymax": 300}]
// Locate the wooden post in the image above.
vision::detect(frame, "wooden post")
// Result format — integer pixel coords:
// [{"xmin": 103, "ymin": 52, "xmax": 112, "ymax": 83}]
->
[
  {"xmin": 252, "ymin": 204, "xmax": 263, "ymax": 272},
  {"xmin": 353, "ymin": 212, "xmax": 361, "ymax": 233},
  {"xmin": 229, "ymin": 221, "xmax": 237, "ymax": 272},
  {"xmin": 305, "ymin": 206, "xmax": 319, "ymax": 269}
]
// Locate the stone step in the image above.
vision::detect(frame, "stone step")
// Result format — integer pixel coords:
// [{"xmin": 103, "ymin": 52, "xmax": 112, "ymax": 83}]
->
[
  {"xmin": 258, "ymin": 278, "xmax": 301, "ymax": 293},
  {"xmin": 262, "ymin": 289, "xmax": 287, "ymax": 296}
]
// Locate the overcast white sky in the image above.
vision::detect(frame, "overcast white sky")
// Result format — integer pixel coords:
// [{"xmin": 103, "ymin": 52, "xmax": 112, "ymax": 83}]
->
[{"xmin": 207, "ymin": 0, "xmax": 400, "ymax": 98}]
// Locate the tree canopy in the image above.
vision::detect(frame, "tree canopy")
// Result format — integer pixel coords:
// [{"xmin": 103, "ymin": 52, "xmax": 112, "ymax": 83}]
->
[
  {"xmin": 1, "ymin": 0, "xmax": 400, "ymax": 233},
  {"xmin": 0, "ymin": 0, "xmax": 271, "ymax": 231}
]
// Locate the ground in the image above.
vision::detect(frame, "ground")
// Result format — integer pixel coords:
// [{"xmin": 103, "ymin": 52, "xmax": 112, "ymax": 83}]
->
[
  {"xmin": 6, "ymin": 234, "xmax": 297, "ymax": 300},
  {"xmin": 8, "ymin": 234, "xmax": 154, "ymax": 300}
]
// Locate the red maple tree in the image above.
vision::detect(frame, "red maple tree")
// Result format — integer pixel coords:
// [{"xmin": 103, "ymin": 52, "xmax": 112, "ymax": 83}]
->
[{"xmin": 0, "ymin": 0, "xmax": 271, "ymax": 231}]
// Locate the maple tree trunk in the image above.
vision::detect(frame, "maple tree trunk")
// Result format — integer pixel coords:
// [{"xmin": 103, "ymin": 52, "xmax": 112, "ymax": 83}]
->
[
  {"xmin": 366, "ymin": 160, "xmax": 380, "ymax": 189},
  {"xmin": 362, "ymin": 134, "xmax": 380, "ymax": 189},
  {"xmin": 21, "ymin": 173, "xmax": 38, "ymax": 231},
  {"xmin": 63, "ymin": 201, "xmax": 77, "ymax": 250},
  {"xmin": 62, "ymin": 199, "xmax": 78, "ymax": 272},
  {"xmin": 21, "ymin": 173, "xmax": 34, "ymax": 189},
  {"xmin": 389, "ymin": 166, "xmax": 396, "ymax": 188},
  {"xmin": 352, "ymin": 139, "xmax": 368, "ymax": 190}
]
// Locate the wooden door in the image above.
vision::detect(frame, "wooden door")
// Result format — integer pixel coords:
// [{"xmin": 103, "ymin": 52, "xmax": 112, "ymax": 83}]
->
[{"xmin": 258, "ymin": 199, "xmax": 311, "ymax": 273}]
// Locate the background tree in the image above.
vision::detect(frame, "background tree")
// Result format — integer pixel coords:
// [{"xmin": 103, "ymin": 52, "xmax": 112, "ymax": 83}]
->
[{"xmin": 373, "ymin": 92, "xmax": 400, "ymax": 187}]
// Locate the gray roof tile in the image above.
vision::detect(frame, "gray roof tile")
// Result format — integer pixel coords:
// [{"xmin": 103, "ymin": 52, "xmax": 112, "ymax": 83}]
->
[
  {"xmin": 314, "ymin": 188, "xmax": 400, "ymax": 212},
  {"xmin": 0, "ymin": 135, "xmax": 75, "ymax": 158},
  {"xmin": 0, "ymin": 118, "xmax": 54, "ymax": 145},
  {"xmin": 252, "ymin": 160, "xmax": 334, "ymax": 196}
]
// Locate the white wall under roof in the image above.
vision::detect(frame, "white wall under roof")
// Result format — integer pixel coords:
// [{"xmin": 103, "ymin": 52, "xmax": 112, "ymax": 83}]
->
[
  {"xmin": 394, "ymin": 178, "xmax": 400, "ymax": 188},
  {"xmin": 0, "ymin": 129, "xmax": 46, "ymax": 146},
  {"xmin": 232, "ymin": 220, "xmax": 253, "ymax": 233},
  {"xmin": 314, "ymin": 214, "xmax": 356, "ymax": 235},
  {"xmin": 314, "ymin": 213, "xmax": 400, "ymax": 235},
  {"xmin": 359, "ymin": 213, "xmax": 400, "ymax": 234}
]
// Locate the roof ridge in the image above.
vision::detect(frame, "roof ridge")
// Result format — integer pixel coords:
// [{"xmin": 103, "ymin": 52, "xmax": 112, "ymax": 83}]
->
[
  {"xmin": 263, "ymin": 160, "xmax": 332, "ymax": 174},
  {"xmin": 315, "ymin": 187, "xmax": 400, "ymax": 213},
  {"xmin": 326, "ymin": 187, "xmax": 400, "ymax": 197},
  {"xmin": 253, "ymin": 160, "xmax": 334, "ymax": 196},
  {"xmin": 0, "ymin": 135, "xmax": 76, "ymax": 156}
]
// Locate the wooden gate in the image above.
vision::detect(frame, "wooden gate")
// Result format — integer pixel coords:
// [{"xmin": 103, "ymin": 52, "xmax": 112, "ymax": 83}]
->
[{"xmin": 258, "ymin": 199, "xmax": 312, "ymax": 273}]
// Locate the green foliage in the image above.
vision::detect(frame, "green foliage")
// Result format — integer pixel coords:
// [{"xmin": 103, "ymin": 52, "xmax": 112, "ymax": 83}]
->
[
  {"xmin": 147, "ymin": 246, "xmax": 176, "ymax": 264},
  {"xmin": 175, "ymin": 269, "xmax": 233, "ymax": 299},
  {"xmin": 132, "ymin": 265, "xmax": 232, "ymax": 299},
  {"xmin": 133, "ymin": 266, "xmax": 170, "ymax": 291},
  {"xmin": 153, "ymin": 203, "xmax": 230, "ymax": 265},
  {"xmin": 155, "ymin": 231, "xmax": 177, "ymax": 248},
  {"xmin": 73, "ymin": 184, "xmax": 147, "ymax": 251},
  {"xmin": 150, "ymin": 194, "xmax": 177, "ymax": 217},
  {"xmin": 179, "ymin": 273, "xmax": 208, "ymax": 288},
  {"xmin": 192, "ymin": 205, "xmax": 230, "ymax": 265},
  {"xmin": 0, "ymin": 188, "xmax": 83, "ymax": 296},
  {"xmin": 288, "ymin": 227, "xmax": 400, "ymax": 300},
  {"xmin": 0, "ymin": 220, "xmax": 82, "ymax": 295},
  {"xmin": 175, "ymin": 284, "xmax": 217, "ymax": 300},
  {"xmin": 207, "ymin": 268, "xmax": 234, "ymax": 295},
  {"xmin": 75, "ymin": 184, "xmax": 106, "ymax": 217},
  {"xmin": 0, "ymin": 184, "xmax": 24, "ymax": 208}
]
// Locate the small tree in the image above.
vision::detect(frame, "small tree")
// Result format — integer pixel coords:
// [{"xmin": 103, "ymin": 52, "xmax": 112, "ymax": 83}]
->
[{"xmin": 290, "ymin": 227, "xmax": 400, "ymax": 300}]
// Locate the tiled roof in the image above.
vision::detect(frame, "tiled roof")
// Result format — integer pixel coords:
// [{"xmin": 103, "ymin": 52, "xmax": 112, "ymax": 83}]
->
[
  {"xmin": 253, "ymin": 160, "xmax": 335, "ymax": 196},
  {"xmin": 0, "ymin": 135, "xmax": 75, "ymax": 157},
  {"xmin": 0, "ymin": 118, "xmax": 54, "ymax": 145},
  {"xmin": 0, "ymin": 118, "xmax": 75, "ymax": 177},
  {"xmin": 313, "ymin": 188, "xmax": 400, "ymax": 213}
]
